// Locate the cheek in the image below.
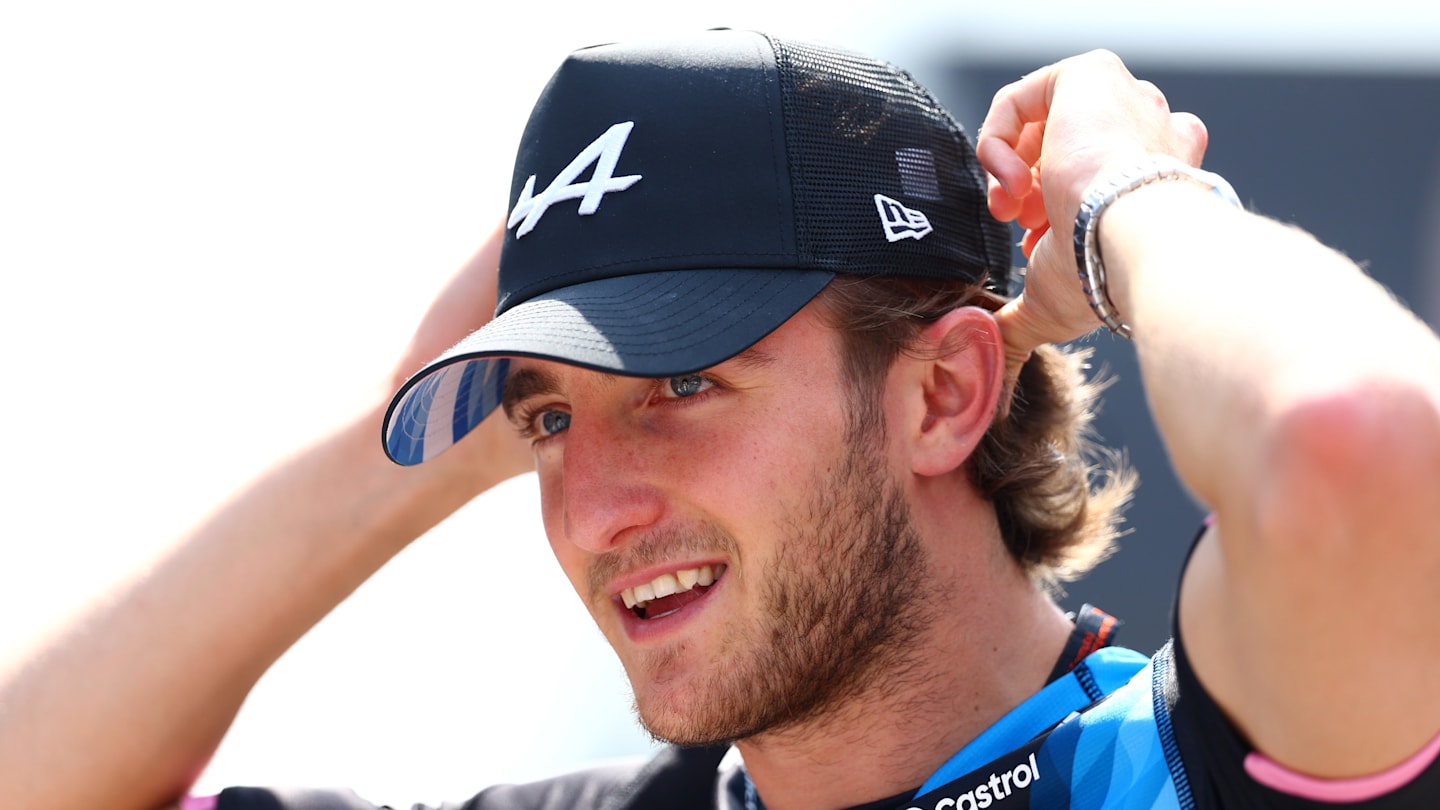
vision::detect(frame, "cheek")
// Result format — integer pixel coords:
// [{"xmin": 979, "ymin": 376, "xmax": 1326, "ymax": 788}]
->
[
  {"xmin": 689, "ymin": 404, "xmax": 847, "ymax": 520},
  {"xmin": 549, "ymin": 543, "xmax": 589, "ymax": 602},
  {"xmin": 535, "ymin": 461, "xmax": 561, "ymax": 538},
  {"xmin": 673, "ymin": 410, "xmax": 785, "ymax": 484},
  {"xmin": 536, "ymin": 467, "xmax": 586, "ymax": 590}
]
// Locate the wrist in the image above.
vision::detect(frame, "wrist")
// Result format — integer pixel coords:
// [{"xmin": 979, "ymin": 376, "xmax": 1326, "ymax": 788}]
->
[{"xmin": 1073, "ymin": 156, "xmax": 1242, "ymax": 338}]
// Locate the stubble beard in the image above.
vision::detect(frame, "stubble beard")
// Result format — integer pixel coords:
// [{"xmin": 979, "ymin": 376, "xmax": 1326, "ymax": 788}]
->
[{"xmin": 637, "ymin": 412, "xmax": 937, "ymax": 746}]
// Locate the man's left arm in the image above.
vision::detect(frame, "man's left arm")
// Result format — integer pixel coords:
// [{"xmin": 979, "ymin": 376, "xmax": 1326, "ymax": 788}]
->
[
  {"xmin": 1108, "ymin": 177, "xmax": 1440, "ymax": 780},
  {"xmin": 979, "ymin": 50, "xmax": 1440, "ymax": 780}
]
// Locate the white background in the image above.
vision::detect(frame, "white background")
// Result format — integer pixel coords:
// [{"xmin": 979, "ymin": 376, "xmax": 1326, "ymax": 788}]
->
[{"xmin": 3, "ymin": 1, "xmax": 1438, "ymax": 805}]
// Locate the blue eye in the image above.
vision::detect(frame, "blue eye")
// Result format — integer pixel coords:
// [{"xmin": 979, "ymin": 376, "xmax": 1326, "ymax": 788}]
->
[
  {"xmin": 667, "ymin": 375, "xmax": 712, "ymax": 398},
  {"xmin": 539, "ymin": 410, "xmax": 571, "ymax": 436}
]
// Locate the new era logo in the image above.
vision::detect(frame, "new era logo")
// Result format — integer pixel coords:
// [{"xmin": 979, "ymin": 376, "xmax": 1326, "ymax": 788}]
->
[{"xmin": 874, "ymin": 194, "xmax": 932, "ymax": 242}]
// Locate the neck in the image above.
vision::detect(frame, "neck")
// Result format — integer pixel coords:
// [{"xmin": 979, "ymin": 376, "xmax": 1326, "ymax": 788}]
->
[{"xmin": 735, "ymin": 519, "xmax": 1073, "ymax": 810}]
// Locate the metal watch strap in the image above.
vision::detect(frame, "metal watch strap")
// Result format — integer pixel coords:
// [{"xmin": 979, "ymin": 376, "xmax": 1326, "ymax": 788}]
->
[{"xmin": 1072, "ymin": 155, "xmax": 1243, "ymax": 339}]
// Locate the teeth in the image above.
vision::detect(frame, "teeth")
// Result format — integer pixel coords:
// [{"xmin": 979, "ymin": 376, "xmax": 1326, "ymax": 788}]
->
[
  {"xmin": 652, "ymin": 573, "xmax": 679, "ymax": 599},
  {"xmin": 620, "ymin": 564, "xmax": 722, "ymax": 611},
  {"xmin": 634, "ymin": 582, "xmax": 655, "ymax": 603}
]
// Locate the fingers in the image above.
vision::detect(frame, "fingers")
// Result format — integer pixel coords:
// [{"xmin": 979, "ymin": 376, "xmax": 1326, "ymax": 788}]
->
[
  {"xmin": 979, "ymin": 49, "xmax": 1222, "ymax": 355},
  {"xmin": 980, "ymin": 50, "xmax": 1218, "ymax": 232},
  {"xmin": 1019, "ymin": 222, "xmax": 1048, "ymax": 259},
  {"xmin": 993, "ymin": 294, "xmax": 1052, "ymax": 388},
  {"xmin": 1170, "ymin": 111, "xmax": 1210, "ymax": 166},
  {"xmin": 977, "ymin": 67, "xmax": 1058, "ymax": 199},
  {"xmin": 1015, "ymin": 174, "xmax": 1049, "ymax": 232},
  {"xmin": 978, "ymin": 135, "xmax": 1032, "ymax": 217},
  {"xmin": 978, "ymin": 64, "xmax": 1058, "ymax": 161}
]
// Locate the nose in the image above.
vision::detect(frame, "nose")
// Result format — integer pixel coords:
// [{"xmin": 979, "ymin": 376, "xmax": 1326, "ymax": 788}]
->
[{"xmin": 552, "ymin": 413, "xmax": 667, "ymax": 555}]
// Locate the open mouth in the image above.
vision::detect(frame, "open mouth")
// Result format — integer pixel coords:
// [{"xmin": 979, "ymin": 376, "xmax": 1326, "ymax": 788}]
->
[{"xmin": 620, "ymin": 564, "xmax": 726, "ymax": 620}]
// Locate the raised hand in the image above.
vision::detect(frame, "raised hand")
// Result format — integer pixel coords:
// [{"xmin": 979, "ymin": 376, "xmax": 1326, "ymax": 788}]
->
[
  {"xmin": 390, "ymin": 221, "xmax": 534, "ymax": 486},
  {"xmin": 975, "ymin": 50, "xmax": 1210, "ymax": 360}
]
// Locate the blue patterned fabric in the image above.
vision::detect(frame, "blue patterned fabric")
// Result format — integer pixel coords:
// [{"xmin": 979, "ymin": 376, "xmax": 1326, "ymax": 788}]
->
[
  {"xmin": 911, "ymin": 646, "xmax": 1191, "ymax": 810},
  {"xmin": 385, "ymin": 357, "xmax": 510, "ymax": 466}
]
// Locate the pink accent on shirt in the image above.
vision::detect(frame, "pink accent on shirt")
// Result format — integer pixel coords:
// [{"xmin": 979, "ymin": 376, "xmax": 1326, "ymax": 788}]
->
[
  {"xmin": 180, "ymin": 796, "xmax": 218, "ymax": 810},
  {"xmin": 1244, "ymin": 730, "xmax": 1440, "ymax": 802}
]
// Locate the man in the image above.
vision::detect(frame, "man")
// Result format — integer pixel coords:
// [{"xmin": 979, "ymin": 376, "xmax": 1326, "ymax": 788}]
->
[{"xmin": 2, "ymin": 29, "xmax": 1438, "ymax": 810}]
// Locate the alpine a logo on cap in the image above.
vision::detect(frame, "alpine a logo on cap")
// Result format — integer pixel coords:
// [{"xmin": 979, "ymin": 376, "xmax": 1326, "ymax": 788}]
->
[
  {"xmin": 508, "ymin": 121, "xmax": 643, "ymax": 237},
  {"xmin": 874, "ymin": 193, "xmax": 933, "ymax": 242}
]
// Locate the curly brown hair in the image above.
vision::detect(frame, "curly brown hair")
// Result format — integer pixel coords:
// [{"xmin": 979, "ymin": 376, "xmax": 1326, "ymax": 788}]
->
[{"xmin": 811, "ymin": 274, "xmax": 1135, "ymax": 594}]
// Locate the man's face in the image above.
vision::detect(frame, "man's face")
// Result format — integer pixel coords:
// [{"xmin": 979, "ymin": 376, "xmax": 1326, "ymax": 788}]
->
[{"xmin": 503, "ymin": 305, "xmax": 937, "ymax": 744}]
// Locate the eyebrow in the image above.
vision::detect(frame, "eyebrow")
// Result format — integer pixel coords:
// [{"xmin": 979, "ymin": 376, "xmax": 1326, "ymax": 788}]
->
[
  {"xmin": 498, "ymin": 344, "xmax": 778, "ymax": 422},
  {"xmin": 500, "ymin": 366, "xmax": 564, "ymax": 423},
  {"xmin": 727, "ymin": 344, "xmax": 776, "ymax": 372}
]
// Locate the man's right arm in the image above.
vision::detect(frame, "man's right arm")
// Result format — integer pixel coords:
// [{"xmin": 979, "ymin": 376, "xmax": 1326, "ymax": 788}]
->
[
  {"xmin": 0, "ymin": 225, "xmax": 532, "ymax": 810},
  {"xmin": 978, "ymin": 51, "xmax": 1440, "ymax": 783}
]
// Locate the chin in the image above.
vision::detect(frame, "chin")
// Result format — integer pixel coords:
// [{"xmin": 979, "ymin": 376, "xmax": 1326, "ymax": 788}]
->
[
  {"xmin": 634, "ymin": 702, "xmax": 738, "ymax": 747},
  {"xmin": 627, "ymin": 670, "xmax": 749, "ymax": 746},
  {"xmin": 629, "ymin": 676, "xmax": 712, "ymax": 744}
]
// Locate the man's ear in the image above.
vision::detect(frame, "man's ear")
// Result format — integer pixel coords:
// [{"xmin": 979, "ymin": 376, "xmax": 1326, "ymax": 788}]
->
[{"xmin": 901, "ymin": 306, "xmax": 1006, "ymax": 477}]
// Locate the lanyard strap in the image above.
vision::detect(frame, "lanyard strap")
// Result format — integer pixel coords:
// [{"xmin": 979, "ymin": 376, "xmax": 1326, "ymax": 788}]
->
[
  {"xmin": 736, "ymin": 606, "xmax": 1128, "ymax": 810},
  {"xmin": 1048, "ymin": 604, "xmax": 1123, "ymax": 685},
  {"xmin": 898, "ymin": 606, "xmax": 1131, "ymax": 810}
]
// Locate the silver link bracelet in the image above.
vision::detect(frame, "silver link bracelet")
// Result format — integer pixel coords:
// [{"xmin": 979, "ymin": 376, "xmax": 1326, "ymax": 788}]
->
[{"xmin": 1072, "ymin": 155, "xmax": 1243, "ymax": 338}]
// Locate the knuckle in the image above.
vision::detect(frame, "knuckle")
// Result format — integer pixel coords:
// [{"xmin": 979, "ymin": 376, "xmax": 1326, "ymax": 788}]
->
[
  {"xmin": 1075, "ymin": 50, "xmax": 1150, "ymax": 95},
  {"xmin": 1082, "ymin": 48, "xmax": 1126, "ymax": 70},
  {"xmin": 1136, "ymin": 79, "xmax": 1170, "ymax": 110},
  {"xmin": 990, "ymin": 77, "xmax": 1026, "ymax": 107}
]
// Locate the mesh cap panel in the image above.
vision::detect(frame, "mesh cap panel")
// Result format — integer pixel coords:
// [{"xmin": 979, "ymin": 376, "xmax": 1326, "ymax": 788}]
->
[{"xmin": 768, "ymin": 35, "xmax": 1012, "ymax": 293}]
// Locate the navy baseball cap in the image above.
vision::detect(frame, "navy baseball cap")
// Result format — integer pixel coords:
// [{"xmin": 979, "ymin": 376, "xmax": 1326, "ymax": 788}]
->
[{"xmin": 383, "ymin": 29, "xmax": 1012, "ymax": 465}]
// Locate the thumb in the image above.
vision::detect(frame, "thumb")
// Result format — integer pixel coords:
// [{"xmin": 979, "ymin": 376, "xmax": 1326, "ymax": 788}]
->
[
  {"xmin": 993, "ymin": 295, "xmax": 1055, "ymax": 421},
  {"xmin": 995, "ymin": 295, "xmax": 1048, "ymax": 388}
]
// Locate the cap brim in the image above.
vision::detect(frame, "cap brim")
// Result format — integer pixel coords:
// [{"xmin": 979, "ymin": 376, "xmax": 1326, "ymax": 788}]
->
[{"xmin": 382, "ymin": 268, "xmax": 834, "ymax": 465}]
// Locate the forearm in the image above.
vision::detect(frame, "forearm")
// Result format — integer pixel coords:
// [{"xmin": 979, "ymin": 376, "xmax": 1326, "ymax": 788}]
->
[
  {"xmin": 0, "ymin": 399, "xmax": 499, "ymax": 810},
  {"xmin": 1104, "ymin": 180, "xmax": 1440, "ymax": 771},
  {"xmin": 1104, "ymin": 181, "xmax": 1440, "ymax": 526}
]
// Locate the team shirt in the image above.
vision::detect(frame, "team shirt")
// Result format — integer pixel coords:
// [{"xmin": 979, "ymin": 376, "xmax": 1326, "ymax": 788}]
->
[{"xmin": 202, "ymin": 534, "xmax": 1440, "ymax": 809}]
